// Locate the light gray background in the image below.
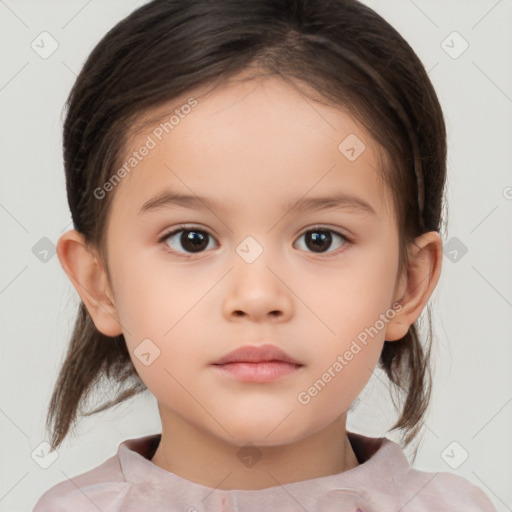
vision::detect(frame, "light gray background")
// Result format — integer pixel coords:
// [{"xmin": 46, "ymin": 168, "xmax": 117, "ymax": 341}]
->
[{"xmin": 0, "ymin": 1, "xmax": 511, "ymax": 510}]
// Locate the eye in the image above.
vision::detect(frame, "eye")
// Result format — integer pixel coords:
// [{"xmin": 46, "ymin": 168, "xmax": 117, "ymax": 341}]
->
[
  {"xmin": 159, "ymin": 225, "xmax": 350, "ymax": 257},
  {"xmin": 159, "ymin": 226, "xmax": 218, "ymax": 255},
  {"xmin": 294, "ymin": 227, "xmax": 350, "ymax": 255}
]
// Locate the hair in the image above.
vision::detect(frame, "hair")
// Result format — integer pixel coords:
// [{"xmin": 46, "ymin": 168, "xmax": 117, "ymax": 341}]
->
[{"xmin": 47, "ymin": 0, "xmax": 447, "ymax": 456}]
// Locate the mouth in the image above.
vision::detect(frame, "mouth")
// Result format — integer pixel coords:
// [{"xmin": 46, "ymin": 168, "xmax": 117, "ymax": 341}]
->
[
  {"xmin": 212, "ymin": 343, "xmax": 302, "ymax": 365},
  {"xmin": 211, "ymin": 344, "xmax": 303, "ymax": 383}
]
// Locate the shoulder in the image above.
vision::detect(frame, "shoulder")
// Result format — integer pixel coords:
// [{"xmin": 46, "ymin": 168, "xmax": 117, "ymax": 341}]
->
[
  {"xmin": 347, "ymin": 432, "xmax": 496, "ymax": 511},
  {"xmin": 32, "ymin": 452, "xmax": 130, "ymax": 511},
  {"xmin": 397, "ymin": 467, "xmax": 496, "ymax": 511},
  {"xmin": 32, "ymin": 435, "xmax": 161, "ymax": 511},
  {"xmin": 372, "ymin": 438, "xmax": 496, "ymax": 511}
]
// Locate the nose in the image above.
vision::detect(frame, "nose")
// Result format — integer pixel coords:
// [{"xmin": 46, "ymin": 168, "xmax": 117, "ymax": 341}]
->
[{"xmin": 222, "ymin": 253, "xmax": 294, "ymax": 323}]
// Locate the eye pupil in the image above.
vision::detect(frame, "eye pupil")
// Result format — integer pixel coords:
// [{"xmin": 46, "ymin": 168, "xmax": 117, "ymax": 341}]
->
[
  {"xmin": 182, "ymin": 230, "xmax": 208, "ymax": 252},
  {"xmin": 307, "ymin": 230, "xmax": 332, "ymax": 252}
]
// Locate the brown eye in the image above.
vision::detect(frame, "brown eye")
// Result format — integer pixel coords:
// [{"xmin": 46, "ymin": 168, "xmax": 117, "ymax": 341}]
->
[
  {"xmin": 295, "ymin": 228, "xmax": 349, "ymax": 254},
  {"xmin": 162, "ymin": 228, "xmax": 217, "ymax": 255}
]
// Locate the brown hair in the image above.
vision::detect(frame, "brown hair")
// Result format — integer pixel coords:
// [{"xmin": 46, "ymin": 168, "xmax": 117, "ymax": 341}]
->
[{"xmin": 47, "ymin": 0, "xmax": 447, "ymax": 455}]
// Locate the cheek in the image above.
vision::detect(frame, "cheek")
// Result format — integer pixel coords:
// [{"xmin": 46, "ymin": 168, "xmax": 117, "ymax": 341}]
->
[
  {"xmin": 109, "ymin": 259, "xmax": 210, "ymax": 382},
  {"xmin": 298, "ymin": 252, "xmax": 398, "ymax": 406},
  {"xmin": 305, "ymin": 260, "xmax": 398, "ymax": 345},
  {"xmin": 110, "ymin": 250, "xmax": 191, "ymax": 338},
  {"xmin": 294, "ymin": 334, "xmax": 385, "ymax": 432}
]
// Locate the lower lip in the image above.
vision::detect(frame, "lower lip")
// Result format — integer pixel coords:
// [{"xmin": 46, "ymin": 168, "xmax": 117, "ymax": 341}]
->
[{"xmin": 212, "ymin": 361, "xmax": 302, "ymax": 382}]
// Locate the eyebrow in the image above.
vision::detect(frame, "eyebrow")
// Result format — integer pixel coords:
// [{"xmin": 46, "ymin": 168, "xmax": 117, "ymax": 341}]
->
[{"xmin": 138, "ymin": 190, "xmax": 376, "ymax": 216}]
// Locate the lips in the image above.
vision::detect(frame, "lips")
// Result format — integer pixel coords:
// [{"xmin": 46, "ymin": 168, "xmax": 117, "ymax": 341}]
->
[
  {"xmin": 212, "ymin": 344, "xmax": 302, "ymax": 366},
  {"xmin": 211, "ymin": 344, "xmax": 303, "ymax": 383}
]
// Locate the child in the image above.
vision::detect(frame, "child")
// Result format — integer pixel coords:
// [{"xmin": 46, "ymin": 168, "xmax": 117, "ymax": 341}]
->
[{"xmin": 33, "ymin": 0, "xmax": 496, "ymax": 510}]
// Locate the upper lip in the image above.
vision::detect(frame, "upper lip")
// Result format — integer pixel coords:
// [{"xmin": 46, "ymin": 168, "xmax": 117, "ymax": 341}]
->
[{"xmin": 212, "ymin": 344, "xmax": 302, "ymax": 365}]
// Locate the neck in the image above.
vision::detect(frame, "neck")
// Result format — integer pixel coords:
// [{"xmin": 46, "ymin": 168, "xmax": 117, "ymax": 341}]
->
[{"xmin": 150, "ymin": 409, "xmax": 359, "ymax": 490}]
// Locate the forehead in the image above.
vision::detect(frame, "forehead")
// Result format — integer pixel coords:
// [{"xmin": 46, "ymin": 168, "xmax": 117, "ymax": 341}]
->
[{"xmin": 110, "ymin": 75, "xmax": 393, "ymax": 220}]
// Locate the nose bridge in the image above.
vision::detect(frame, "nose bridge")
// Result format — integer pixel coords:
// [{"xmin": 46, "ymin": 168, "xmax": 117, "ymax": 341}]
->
[{"xmin": 222, "ymin": 233, "xmax": 293, "ymax": 321}]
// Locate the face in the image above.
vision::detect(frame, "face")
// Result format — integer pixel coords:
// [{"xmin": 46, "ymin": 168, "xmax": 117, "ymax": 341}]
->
[{"xmin": 102, "ymin": 75, "xmax": 404, "ymax": 447}]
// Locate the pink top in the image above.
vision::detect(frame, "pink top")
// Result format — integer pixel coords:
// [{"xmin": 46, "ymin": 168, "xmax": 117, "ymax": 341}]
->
[{"xmin": 33, "ymin": 431, "xmax": 496, "ymax": 511}]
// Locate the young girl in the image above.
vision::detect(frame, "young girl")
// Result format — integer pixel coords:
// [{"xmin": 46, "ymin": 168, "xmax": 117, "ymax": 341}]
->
[{"xmin": 33, "ymin": 0, "xmax": 496, "ymax": 510}]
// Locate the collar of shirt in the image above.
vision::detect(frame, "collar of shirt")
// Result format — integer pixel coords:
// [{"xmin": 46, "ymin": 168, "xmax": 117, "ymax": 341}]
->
[{"xmin": 118, "ymin": 431, "xmax": 404, "ymax": 512}]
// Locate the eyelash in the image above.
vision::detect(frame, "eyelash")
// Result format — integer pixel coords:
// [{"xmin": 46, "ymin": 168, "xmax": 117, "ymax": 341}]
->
[{"xmin": 157, "ymin": 224, "xmax": 352, "ymax": 258}]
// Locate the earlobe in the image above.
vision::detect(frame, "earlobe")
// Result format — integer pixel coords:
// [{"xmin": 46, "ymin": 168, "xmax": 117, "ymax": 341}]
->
[
  {"xmin": 385, "ymin": 231, "xmax": 443, "ymax": 342},
  {"xmin": 57, "ymin": 230, "xmax": 123, "ymax": 337}
]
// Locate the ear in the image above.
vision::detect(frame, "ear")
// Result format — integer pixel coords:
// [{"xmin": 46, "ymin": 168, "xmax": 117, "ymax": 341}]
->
[
  {"xmin": 385, "ymin": 231, "xmax": 443, "ymax": 342},
  {"xmin": 57, "ymin": 229, "xmax": 123, "ymax": 337}
]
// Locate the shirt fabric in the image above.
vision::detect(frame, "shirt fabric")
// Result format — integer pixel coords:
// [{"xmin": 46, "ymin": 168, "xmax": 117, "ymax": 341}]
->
[{"xmin": 33, "ymin": 431, "xmax": 496, "ymax": 511}]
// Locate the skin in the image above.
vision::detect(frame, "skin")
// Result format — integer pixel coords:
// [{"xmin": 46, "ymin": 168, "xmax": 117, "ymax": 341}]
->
[{"xmin": 57, "ymin": 74, "xmax": 442, "ymax": 490}]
